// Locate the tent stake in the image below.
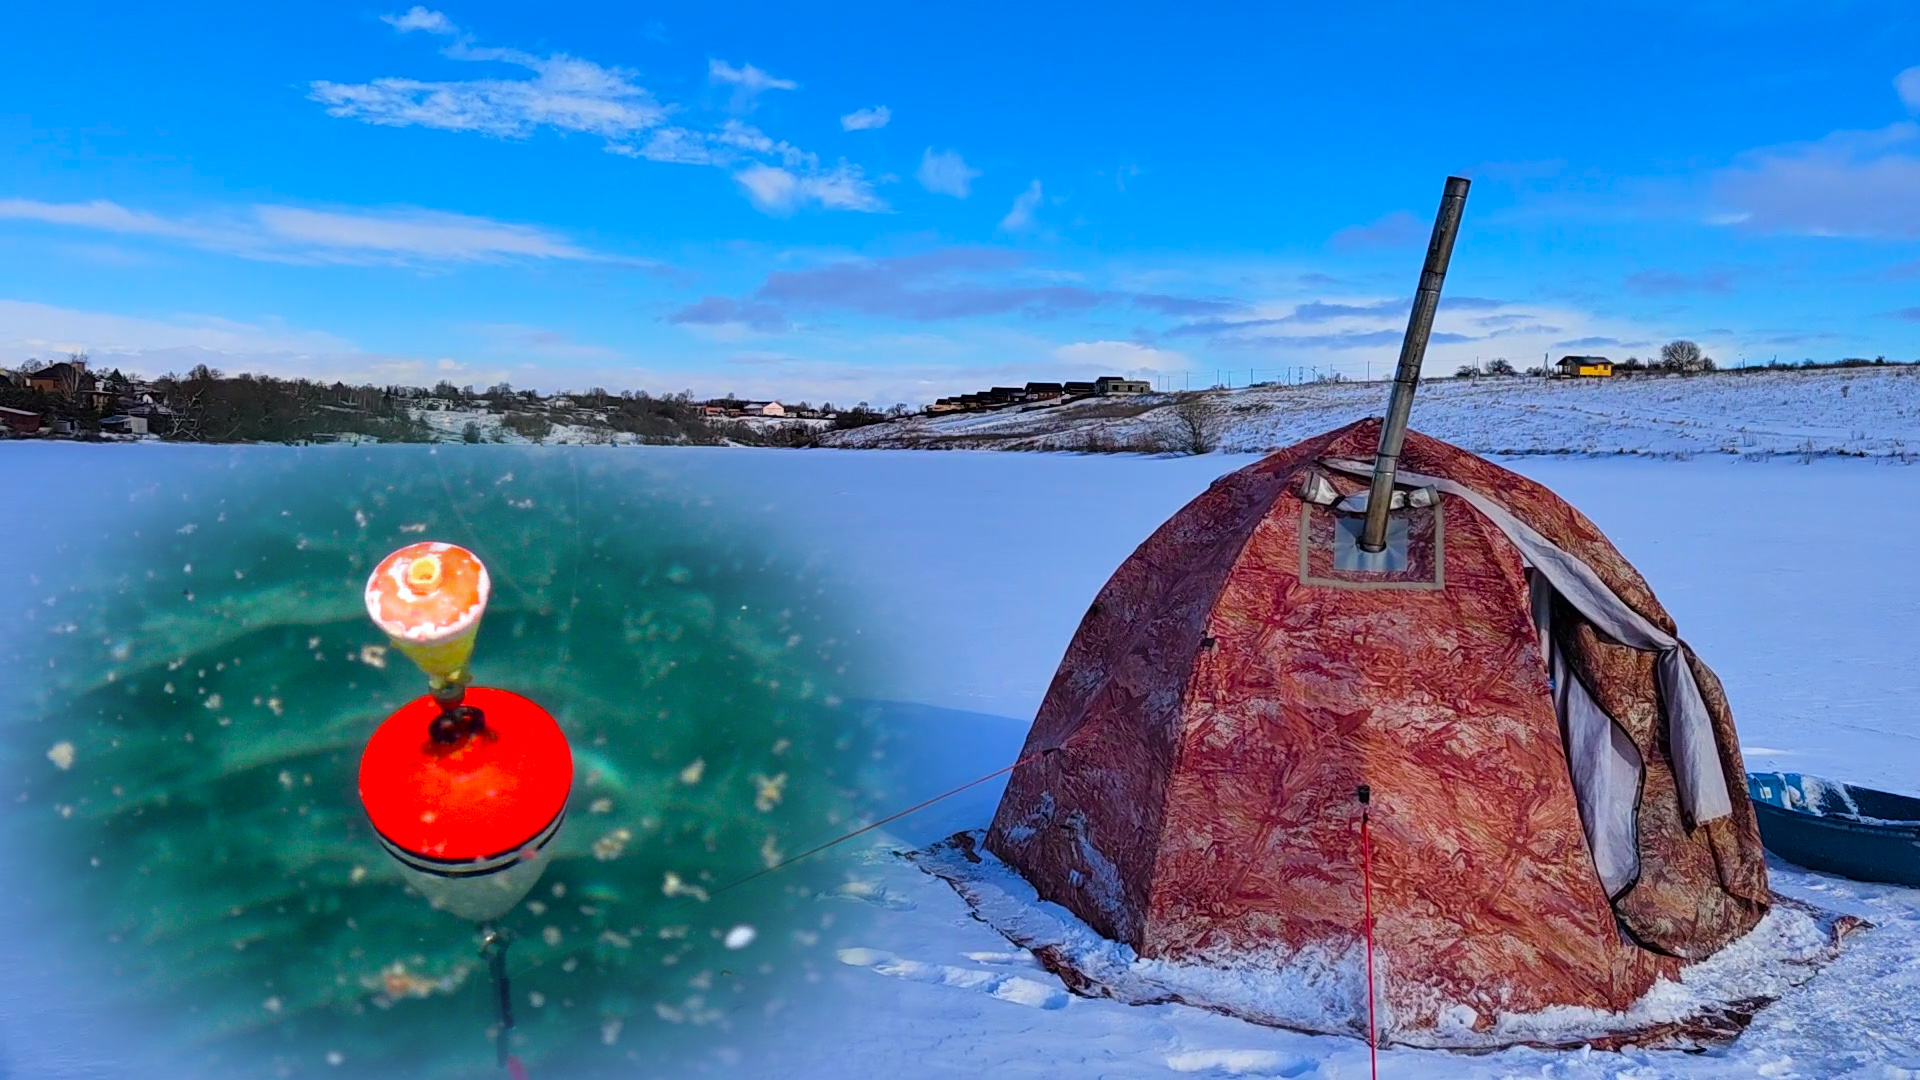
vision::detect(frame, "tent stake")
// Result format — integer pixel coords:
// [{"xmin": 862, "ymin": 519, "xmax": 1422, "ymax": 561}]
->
[{"xmin": 1361, "ymin": 176, "xmax": 1470, "ymax": 553}]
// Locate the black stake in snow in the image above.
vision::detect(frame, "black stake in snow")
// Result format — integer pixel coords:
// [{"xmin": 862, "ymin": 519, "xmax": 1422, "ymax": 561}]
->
[{"xmin": 1360, "ymin": 176, "xmax": 1471, "ymax": 554}]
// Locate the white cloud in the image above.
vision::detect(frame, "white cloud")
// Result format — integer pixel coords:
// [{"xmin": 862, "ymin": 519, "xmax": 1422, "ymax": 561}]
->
[
  {"xmin": 1900, "ymin": 66, "xmax": 1920, "ymax": 113},
  {"xmin": 915, "ymin": 148, "xmax": 982, "ymax": 198},
  {"xmin": 1164, "ymin": 292, "xmax": 1673, "ymax": 380},
  {"xmin": 382, "ymin": 6, "xmax": 456, "ymax": 34},
  {"xmin": 252, "ymin": 206, "xmax": 595, "ymax": 260},
  {"xmin": 1713, "ymin": 122, "xmax": 1920, "ymax": 239},
  {"xmin": 625, "ymin": 126, "xmax": 715, "ymax": 165},
  {"xmin": 734, "ymin": 163, "xmax": 886, "ymax": 215},
  {"xmin": 0, "ymin": 299, "xmax": 449, "ymax": 384},
  {"xmin": 310, "ymin": 48, "xmax": 667, "ymax": 141},
  {"xmin": 1329, "ymin": 210, "xmax": 1425, "ymax": 250},
  {"xmin": 707, "ymin": 59, "xmax": 798, "ymax": 110},
  {"xmin": 1052, "ymin": 340, "xmax": 1187, "ymax": 375},
  {"xmin": 0, "ymin": 199, "xmax": 211, "ymax": 242},
  {"xmin": 999, "ymin": 180, "xmax": 1043, "ymax": 231},
  {"xmin": 841, "ymin": 106, "xmax": 891, "ymax": 131},
  {"xmin": 0, "ymin": 198, "xmax": 603, "ymax": 264},
  {"xmin": 312, "ymin": 27, "xmax": 879, "ymax": 216}
]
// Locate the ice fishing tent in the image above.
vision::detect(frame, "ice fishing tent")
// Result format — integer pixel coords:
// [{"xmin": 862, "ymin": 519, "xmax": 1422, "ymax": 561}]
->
[{"xmin": 983, "ymin": 419, "xmax": 1771, "ymax": 1042}]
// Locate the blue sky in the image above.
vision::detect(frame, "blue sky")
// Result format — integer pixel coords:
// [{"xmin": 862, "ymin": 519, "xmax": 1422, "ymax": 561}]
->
[{"xmin": 2, "ymin": 1, "xmax": 1918, "ymax": 404}]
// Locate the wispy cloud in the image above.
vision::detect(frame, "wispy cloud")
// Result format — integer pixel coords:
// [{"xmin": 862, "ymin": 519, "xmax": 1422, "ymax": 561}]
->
[
  {"xmin": 708, "ymin": 59, "xmax": 798, "ymax": 111},
  {"xmin": 1130, "ymin": 293, "xmax": 1247, "ymax": 317},
  {"xmin": 915, "ymin": 148, "xmax": 981, "ymax": 198},
  {"xmin": 465, "ymin": 322, "xmax": 625, "ymax": 361},
  {"xmin": 1329, "ymin": 210, "xmax": 1425, "ymax": 250},
  {"xmin": 1052, "ymin": 340, "xmax": 1187, "ymax": 374},
  {"xmin": 0, "ymin": 198, "xmax": 209, "ymax": 242},
  {"xmin": 734, "ymin": 162, "xmax": 886, "ymax": 215},
  {"xmin": 999, "ymin": 180, "xmax": 1043, "ymax": 232},
  {"xmin": 1155, "ymin": 292, "xmax": 1660, "ymax": 379},
  {"xmin": 0, "ymin": 299, "xmax": 490, "ymax": 386},
  {"xmin": 253, "ymin": 206, "xmax": 596, "ymax": 260},
  {"xmin": 1624, "ymin": 269, "xmax": 1736, "ymax": 295},
  {"xmin": 1703, "ymin": 72, "xmax": 1920, "ymax": 240},
  {"xmin": 667, "ymin": 296, "xmax": 791, "ymax": 333},
  {"xmin": 310, "ymin": 41, "xmax": 666, "ymax": 140},
  {"xmin": 0, "ymin": 198, "xmax": 604, "ymax": 264},
  {"xmin": 664, "ymin": 249, "xmax": 1241, "ymax": 331},
  {"xmin": 311, "ymin": 13, "xmax": 882, "ymax": 214},
  {"xmin": 382, "ymin": 5, "xmax": 456, "ymax": 34},
  {"xmin": 1712, "ymin": 122, "xmax": 1920, "ymax": 239},
  {"xmin": 1893, "ymin": 307, "xmax": 1920, "ymax": 322},
  {"xmin": 841, "ymin": 106, "xmax": 891, "ymax": 131}
]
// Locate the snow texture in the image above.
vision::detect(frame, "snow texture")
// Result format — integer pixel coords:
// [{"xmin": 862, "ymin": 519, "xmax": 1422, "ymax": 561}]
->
[
  {"xmin": 913, "ymin": 832, "xmax": 1854, "ymax": 1051},
  {"xmin": 823, "ymin": 366, "xmax": 1920, "ymax": 458},
  {"xmin": 10, "ymin": 440, "xmax": 1920, "ymax": 1077}
]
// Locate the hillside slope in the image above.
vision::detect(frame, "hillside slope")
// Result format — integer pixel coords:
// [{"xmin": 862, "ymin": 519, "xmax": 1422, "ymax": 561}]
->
[{"xmin": 819, "ymin": 366, "xmax": 1920, "ymax": 457}]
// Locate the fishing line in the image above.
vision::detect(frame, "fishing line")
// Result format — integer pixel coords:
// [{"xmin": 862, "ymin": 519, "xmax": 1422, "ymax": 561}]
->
[
  {"xmin": 429, "ymin": 448, "xmax": 542, "ymax": 612},
  {"xmin": 1358, "ymin": 785, "xmax": 1378, "ymax": 1080},
  {"xmin": 703, "ymin": 743, "xmax": 1058, "ymax": 906}
]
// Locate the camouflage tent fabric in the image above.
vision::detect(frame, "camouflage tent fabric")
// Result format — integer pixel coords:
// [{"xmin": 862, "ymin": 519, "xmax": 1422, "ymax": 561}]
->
[{"xmin": 985, "ymin": 419, "xmax": 1767, "ymax": 1037}]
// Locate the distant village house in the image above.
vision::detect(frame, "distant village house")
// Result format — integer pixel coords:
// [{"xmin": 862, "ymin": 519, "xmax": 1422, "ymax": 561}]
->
[
  {"xmin": 0, "ymin": 406, "xmax": 43, "ymax": 434},
  {"xmin": 1556, "ymin": 356, "xmax": 1613, "ymax": 378}
]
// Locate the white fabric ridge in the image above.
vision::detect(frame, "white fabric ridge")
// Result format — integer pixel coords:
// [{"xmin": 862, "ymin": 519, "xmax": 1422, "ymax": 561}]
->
[{"xmin": 1321, "ymin": 458, "xmax": 1735, "ymax": 827}]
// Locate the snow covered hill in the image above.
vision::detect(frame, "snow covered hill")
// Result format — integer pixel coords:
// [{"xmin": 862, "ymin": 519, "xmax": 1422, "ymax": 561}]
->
[{"xmin": 820, "ymin": 365, "xmax": 1920, "ymax": 458}]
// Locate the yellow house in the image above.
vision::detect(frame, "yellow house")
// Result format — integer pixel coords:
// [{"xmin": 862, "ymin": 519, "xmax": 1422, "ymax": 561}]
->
[{"xmin": 1556, "ymin": 356, "xmax": 1613, "ymax": 378}]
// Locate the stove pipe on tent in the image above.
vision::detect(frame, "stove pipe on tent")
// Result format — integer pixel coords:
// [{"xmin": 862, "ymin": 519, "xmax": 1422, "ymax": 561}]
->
[{"xmin": 981, "ymin": 178, "xmax": 1771, "ymax": 1045}]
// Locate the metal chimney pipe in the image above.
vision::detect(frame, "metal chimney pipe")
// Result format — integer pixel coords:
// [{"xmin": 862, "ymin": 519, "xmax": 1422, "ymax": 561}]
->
[{"xmin": 1359, "ymin": 175, "xmax": 1471, "ymax": 553}]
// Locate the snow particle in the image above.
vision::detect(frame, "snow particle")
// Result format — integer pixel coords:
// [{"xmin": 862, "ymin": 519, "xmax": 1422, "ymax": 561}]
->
[
  {"xmin": 592, "ymin": 828, "xmax": 633, "ymax": 861},
  {"xmin": 724, "ymin": 925, "xmax": 757, "ymax": 950},
  {"xmin": 662, "ymin": 872, "xmax": 709, "ymax": 902},
  {"xmin": 751, "ymin": 772, "xmax": 787, "ymax": 812},
  {"xmin": 678, "ymin": 758, "xmax": 706, "ymax": 785},
  {"xmin": 47, "ymin": 741, "xmax": 75, "ymax": 770}
]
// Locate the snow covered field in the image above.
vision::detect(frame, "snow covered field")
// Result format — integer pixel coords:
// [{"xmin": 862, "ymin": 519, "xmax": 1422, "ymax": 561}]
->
[
  {"xmin": 822, "ymin": 365, "xmax": 1920, "ymax": 459},
  {"xmin": 5, "ymin": 445, "xmax": 1920, "ymax": 1078},
  {"xmin": 662, "ymin": 449, "xmax": 1920, "ymax": 1079}
]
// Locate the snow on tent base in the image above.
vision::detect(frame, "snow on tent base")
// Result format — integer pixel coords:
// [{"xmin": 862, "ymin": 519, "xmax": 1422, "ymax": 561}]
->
[
  {"xmin": 914, "ymin": 832, "xmax": 1864, "ymax": 1051},
  {"xmin": 969, "ymin": 419, "xmax": 1845, "ymax": 1047}
]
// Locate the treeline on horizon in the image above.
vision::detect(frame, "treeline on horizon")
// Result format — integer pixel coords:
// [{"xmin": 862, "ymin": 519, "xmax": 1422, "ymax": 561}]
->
[{"xmin": 8, "ymin": 364, "xmax": 905, "ymax": 444}]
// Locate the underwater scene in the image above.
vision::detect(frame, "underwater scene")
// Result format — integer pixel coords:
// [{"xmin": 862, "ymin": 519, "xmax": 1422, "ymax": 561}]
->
[{"xmin": 1, "ymin": 446, "xmax": 911, "ymax": 1079}]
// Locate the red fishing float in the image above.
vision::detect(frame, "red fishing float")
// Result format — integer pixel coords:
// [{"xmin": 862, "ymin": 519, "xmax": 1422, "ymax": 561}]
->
[
  {"xmin": 358, "ymin": 686, "xmax": 572, "ymax": 921},
  {"xmin": 359, "ymin": 542, "xmax": 567, "ymax": 1073}
]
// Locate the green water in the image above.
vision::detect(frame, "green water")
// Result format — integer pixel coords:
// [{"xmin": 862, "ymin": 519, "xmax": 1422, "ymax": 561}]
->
[{"xmin": 8, "ymin": 448, "xmax": 883, "ymax": 1078}]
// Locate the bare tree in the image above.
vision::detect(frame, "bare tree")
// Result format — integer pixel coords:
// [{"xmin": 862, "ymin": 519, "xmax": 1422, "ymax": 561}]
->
[
  {"xmin": 1660, "ymin": 340, "xmax": 1715, "ymax": 374},
  {"xmin": 1485, "ymin": 358, "xmax": 1516, "ymax": 376},
  {"xmin": 1170, "ymin": 393, "xmax": 1220, "ymax": 454}
]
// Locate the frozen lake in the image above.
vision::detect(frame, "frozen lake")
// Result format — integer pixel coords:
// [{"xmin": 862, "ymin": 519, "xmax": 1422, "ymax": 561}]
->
[{"xmin": 4, "ymin": 444, "xmax": 1918, "ymax": 1078}]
